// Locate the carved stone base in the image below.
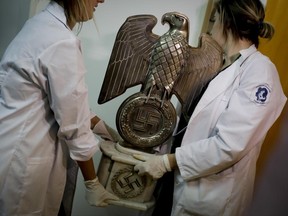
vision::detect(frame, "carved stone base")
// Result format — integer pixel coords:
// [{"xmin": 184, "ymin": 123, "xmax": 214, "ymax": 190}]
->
[{"xmin": 97, "ymin": 141, "xmax": 157, "ymax": 211}]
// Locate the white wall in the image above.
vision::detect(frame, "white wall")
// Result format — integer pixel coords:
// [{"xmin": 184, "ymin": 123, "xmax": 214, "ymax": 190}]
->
[{"xmin": 0, "ymin": 0, "xmax": 31, "ymax": 58}]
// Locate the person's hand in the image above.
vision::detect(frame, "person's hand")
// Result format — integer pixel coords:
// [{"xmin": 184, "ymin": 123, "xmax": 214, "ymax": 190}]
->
[
  {"xmin": 84, "ymin": 177, "xmax": 119, "ymax": 207},
  {"xmin": 92, "ymin": 120, "xmax": 122, "ymax": 142},
  {"xmin": 133, "ymin": 154, "xmax": 171, "ymax": 179}
]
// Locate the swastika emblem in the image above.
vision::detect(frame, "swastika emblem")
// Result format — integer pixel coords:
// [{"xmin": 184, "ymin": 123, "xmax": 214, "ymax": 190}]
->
[
  {"xmin": 111, "ymin": 168, "xmax": 146, "ymax": 199},
  {"xmin": 132, "ymin": 107, "xmax": 161, "ymax": 135},
  {"xmin": 116, "ymin": 92, "xmax": 176, "ymax": 148}
]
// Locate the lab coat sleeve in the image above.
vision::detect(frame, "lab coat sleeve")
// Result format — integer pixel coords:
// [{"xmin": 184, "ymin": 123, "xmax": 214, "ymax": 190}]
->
[
  {"xmin": 175, "ymin": 57, "xmax": 287, "ymax": 181},
  {"xmin": 38, "ymin": 37, "xmax": 99, "ymax": 161}
]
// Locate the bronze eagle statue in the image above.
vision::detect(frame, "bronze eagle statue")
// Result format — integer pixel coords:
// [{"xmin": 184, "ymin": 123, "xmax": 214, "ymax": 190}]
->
[{"xmin": 98, "ymin": 12, "xmax": 223, "ymax": 114}]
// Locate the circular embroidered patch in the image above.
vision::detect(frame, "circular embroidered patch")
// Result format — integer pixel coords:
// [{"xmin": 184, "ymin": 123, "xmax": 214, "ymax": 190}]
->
[{"xmin": 252, "ymin": 84, "xmax": 271, "ymax": 104}]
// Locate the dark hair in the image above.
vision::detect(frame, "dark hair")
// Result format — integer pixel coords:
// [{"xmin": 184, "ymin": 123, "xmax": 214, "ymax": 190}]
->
[{"xmin": 215, "ymin": 0, "xmax": 274, "ymax": 48}]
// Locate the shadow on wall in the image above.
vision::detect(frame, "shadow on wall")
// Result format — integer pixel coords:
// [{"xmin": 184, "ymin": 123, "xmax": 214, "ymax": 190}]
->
[
  {"xmin": 248, "ymin": 102, "xmax": 288, "ymax": 216},
  {"xmin": 0, "ymin": 0, "xmax": 30, "ymax": 58}
]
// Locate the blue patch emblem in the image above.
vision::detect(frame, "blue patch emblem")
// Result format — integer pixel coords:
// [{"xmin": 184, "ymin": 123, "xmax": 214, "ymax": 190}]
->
[{"xmin": 253, "ymin": 85, "xmax": 270, "ymax": 104}]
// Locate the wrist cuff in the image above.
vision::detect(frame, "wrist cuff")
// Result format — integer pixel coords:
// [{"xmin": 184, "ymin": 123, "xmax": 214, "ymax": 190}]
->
[
  {"xmin": 163, "ymin": 154, "xmax": 172, "ymax": 172},
  {"xmin": 84, "ymin": 177, "xmax": 99, "ymax": 190}
]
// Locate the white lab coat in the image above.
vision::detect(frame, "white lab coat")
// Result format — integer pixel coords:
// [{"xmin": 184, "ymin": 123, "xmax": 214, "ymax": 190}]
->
[
  {"xmin": 172, "ymin": 45, "xmax": 287, "ymax": 216},
  {"xmin": 0, "ymin": 2, "xmax": 99, "ymax": 215}
]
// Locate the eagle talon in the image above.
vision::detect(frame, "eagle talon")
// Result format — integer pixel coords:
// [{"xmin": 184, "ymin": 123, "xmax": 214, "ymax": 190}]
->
[{"xmin": 145, "ymin": 87, "xmax": 153, "ymax": 103}]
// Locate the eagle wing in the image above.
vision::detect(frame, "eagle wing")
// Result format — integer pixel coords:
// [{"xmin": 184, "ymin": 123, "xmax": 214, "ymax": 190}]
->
[
  {"xmin": 172, "ymin": 33, "xmax": 223, "ymax": 113},
  {"xmin": 98, "ymin": 15, "xmax": 160, "ymax": 104}
]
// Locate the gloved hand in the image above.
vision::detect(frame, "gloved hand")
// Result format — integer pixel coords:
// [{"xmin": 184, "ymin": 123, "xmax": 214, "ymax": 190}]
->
[
  {"xmin": 84, "ymin": 177, "xmax": 119, "ymax": 207},
  {"xmin": 133, "ymin": 154, "xmax": 171, "ymax": 179},
  {"xmin": 92, "ymin": 120, "xmax": 122, "ymax": 142}
]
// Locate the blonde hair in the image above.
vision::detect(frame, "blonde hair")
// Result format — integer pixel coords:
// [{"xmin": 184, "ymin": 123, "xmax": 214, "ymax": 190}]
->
[{"xmin": 52, "ymin": 0, "xmax": 90, "ymax": 28}]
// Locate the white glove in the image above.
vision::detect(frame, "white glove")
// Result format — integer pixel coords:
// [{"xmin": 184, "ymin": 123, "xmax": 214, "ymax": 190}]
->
[
  {"xmin": 84, "ymin": 177, "xmax": 119, "ymax": 207},
  {"xmin": 92, "ymin": 120, "xmax": 122, "ymax": 142},
  {"xmin": 133, "ymin": 154, "xmax": 171, "ymax": 179}
]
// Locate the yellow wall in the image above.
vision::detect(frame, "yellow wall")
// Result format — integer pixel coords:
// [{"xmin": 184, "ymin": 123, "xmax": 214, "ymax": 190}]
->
[
  {"xmin": 257, "ymin": 0, "xmax": 288, "ymax": 176},
  {"xmin": 259, "ymin": 0, "xmax": 288, "ymax": 94},
  {"xmin": 248, "ymin": 2, "xmax": 288, "ymax": 214}
]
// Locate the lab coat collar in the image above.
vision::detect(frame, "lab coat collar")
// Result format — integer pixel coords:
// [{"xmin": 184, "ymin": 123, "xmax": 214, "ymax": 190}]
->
[
  {"xmin": 46, "ymin": 1, "xmax": 70, "ymax": 30},
  {"xmin": 190, "ymin": 45, "xmax": 257, "ymax": 120},
  {"xmin": 239, "ymin": 44, "xmax": 257, "ymax": 66}
]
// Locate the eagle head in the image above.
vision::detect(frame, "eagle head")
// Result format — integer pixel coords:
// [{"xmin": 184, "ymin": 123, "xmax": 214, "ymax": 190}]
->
[{"xmin": 161, "ymin": 12, "xmax": 190, "ymax": 41}]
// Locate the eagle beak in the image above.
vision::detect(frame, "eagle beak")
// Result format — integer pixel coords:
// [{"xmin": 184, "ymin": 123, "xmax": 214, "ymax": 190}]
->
[{"xmin": 161, "ymin": 12, "xmax": 172, "ymax": 25}]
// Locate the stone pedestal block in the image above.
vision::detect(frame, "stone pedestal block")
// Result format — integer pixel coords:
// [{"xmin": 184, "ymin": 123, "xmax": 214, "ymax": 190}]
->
[{"xmin": 97, "ymin": 141, "xmax": 157, "ymax": 211}]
